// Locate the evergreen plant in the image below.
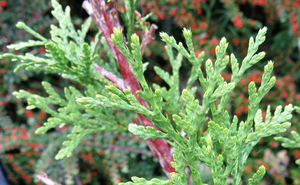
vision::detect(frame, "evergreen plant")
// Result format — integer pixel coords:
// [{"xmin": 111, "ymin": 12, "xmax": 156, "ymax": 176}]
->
[{"xmin": 0, "ymin": 0, "xmax": 296, "ymax": 184}]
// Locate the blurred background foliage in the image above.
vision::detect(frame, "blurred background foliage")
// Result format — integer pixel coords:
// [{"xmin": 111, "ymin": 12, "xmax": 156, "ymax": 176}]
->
[{"xmin": 0, "ymin": 0, "xmax": 300, "ymax": 184}]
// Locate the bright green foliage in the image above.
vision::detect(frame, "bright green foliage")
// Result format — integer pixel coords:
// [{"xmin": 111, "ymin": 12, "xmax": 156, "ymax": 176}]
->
[
  {"xmin": 122, "ymin": 0, "xmax": 139, "ymax": 40},
  {"xmin": 247, "ymin": 166, "xmax": 266, "ymax": 185},
  {"xmin": 77, "ymin": 25, "xmax": 293, "ymax": 184},
  {"xmin": 128, "ymin": 124, "xmax": 170, "ymax": 140},
  {"xmin": 119, "ymin": 177, "xmax": 172, "ymax": 185},
  {"xmin": 1, "ymin": 1, "xmax": 152, "ymax": 184},
  {"xmin": 8, "ymin": 0, "xmax": 128, "ymax": 158},
  {"xmin": 275, "ymin": 106, "xmax": 300, "ymax": 165},
  {"xmin": 3, "ymin": 0, "xmax": 101, "ymax": 86},
  {"xmin": 1, "ymin": 0, "xmax": 295, "ymax": 184},
  {"xmin": 170, "ymin": 145, "xmax": 188, "ymax": 184},
  {"xmin": 153, "ymin": 44, "xmax": 185, "ymax": 116}
]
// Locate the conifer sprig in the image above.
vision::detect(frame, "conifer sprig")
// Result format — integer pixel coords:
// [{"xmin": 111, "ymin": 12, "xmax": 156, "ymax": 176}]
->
[
  {"xmin": 275, "ymin": 106, "xmax": 300, "ymax": 165},
  {"xmin": 0, "ymin": 0, "xmax": 295, "ymax": 184},
  {"xmin": 1, "ymin": 1, "xmax": 152, "ymax": 183},
  {"xmin": 77, "ymin": 24, "xmax": 293, "ymax": 184},
  {"xmin": 83, "ymin": 0, "xmax": 176, "ymax": 177}
]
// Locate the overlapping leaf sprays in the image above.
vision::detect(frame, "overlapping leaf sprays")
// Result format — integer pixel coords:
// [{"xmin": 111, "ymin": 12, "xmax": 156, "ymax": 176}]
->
[
  {"xmin": 0, "ymin": 0, "xmax": 295, "ymax": 184},
  {"xmin": 82, "ymin": 0, "xmax": 176, "ymax": 178},
  {"xmin": 0, "ymin": 0, "xmax": 156, "ymax": 184},
  {"xmin": 78, "ymin": 19, "xmax": 293, "ymax": 185}
]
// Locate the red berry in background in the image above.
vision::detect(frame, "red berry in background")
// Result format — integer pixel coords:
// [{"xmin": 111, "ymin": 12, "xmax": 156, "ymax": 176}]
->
[
  {"xmin": 211, "ymin": 38, "xmax": 219, "ymax": 44},
  {"xmin": 232, "ymin": 38, "xmax": 239, "ymax": 46},
  {"xmin": 20, "ymin": 127, "xmax": 26, "ymax": 134},
  {"xmin": 171, "ymin": 10, "xmax": 176, "ymax": 16},
  {"xmin": 0, "ymin": 1, "xmax": 6, "ymax": 7},
  {"xmin": 270, "ymin": 141, "xmax": 276, "ymax": 148},
  {"xmin": 132, "ymin": 118, "xmax": 138, "ymax": 124},
  {"xmin": 6, "ymin": 153, "xmax": 12, "ymax": 159},
  {"xmin": 233, "ymin": 16, "xmax": 240, "ymax": 22},
  {"xmin": 146, "ymin": 3, "xmax": 152, "ymax": 9},
  {"xmin": 25, "ymin": 111, "xmax": 34, "ymax": 118},
  {"xmin": 292, "ymin": 24, "xmax": 298, "ymax": 33},
  {"xmin": 98, "ymin": 150, "xmax": 104, "ymax": 155},
  {"xmin": 159, "ymin": 14, "xmax": 165, "ymax": 20},
  {"xmin": 200, "ymin": 22, "xmax": 207, "ymax": 29},
  {"xmin": 235, "ymin": 109, "xmax": 241, "ymax": 116},
  {"xmin": 258, "ymin": 0, "xmax": 264, "ymax": 6},
  {"xmin": 38, "ymin": 47, "xmax": 45, "ymax": 53}
]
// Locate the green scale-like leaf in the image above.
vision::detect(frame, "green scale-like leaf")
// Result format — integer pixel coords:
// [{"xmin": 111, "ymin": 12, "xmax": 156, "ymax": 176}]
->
[
  {"xmin": 119, "ymin": 177, "xmax": 172, "ymax": 185},
  {"xmin": 128, "ymin": 124, "xmax": 170, "ymax": 140},
  {"xmin": 56, "ymin": 126, "xmax": 94, "ymax": 160},
  {"xmin": 248, "ymin": 166, "xmax": 266, "ymax": 185},
  {"xmin": 2, "ymin": 0, "xmax": 296, "ymax": 183},
  {"xmin": 246, "ymin": 104, "xmax": 293, "ymax": 143}
]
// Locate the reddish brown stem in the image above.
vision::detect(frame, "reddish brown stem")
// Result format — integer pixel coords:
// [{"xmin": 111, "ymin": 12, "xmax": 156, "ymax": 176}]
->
[
  {"xmin": 134, "ymin": 10, "xmax": 158, "ymax": 55},
  {"xmin": 82, "ymin": 0, "xmax": 175, "ymax": 178},
  {"xmin": 140, "ymin": 24, "xmax": 158, "ymax": 55},
  {"xmin": 94, "ymin": 64, "xmax": 125, "ymax": 90},
  {"xmin": 36, "ymin": 173, "xmax": 61, "ymax": 185}
]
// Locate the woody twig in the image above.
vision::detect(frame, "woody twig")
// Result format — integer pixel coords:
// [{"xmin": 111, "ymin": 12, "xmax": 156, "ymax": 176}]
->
[{"xmin": 82, "ymin": 0, "xmax": 175, "ymax": 178}]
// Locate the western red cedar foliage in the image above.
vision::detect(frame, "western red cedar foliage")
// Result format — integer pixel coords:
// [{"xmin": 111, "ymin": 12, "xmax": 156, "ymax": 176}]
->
[{"xmin": 0, "ymin": 0, "xmax": 300, "ymax": 184}]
